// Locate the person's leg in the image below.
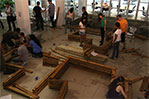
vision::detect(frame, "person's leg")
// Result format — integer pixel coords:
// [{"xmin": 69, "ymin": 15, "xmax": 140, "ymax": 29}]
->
[
  {"xmin": 121, "ymin": 32, "xmax": 126, "ymax": 49},
  {"xmin": 11, "ymin": 20, "xmax": 16, "ymax": 31},
  {"xmin": 36, "ymin": 17, "xmax": 39, "ymax": 30},
  {"xmin": 0, "ymin": 19, "xmax": 4, "ymax": 29},
  {"xmin": 65, "ymin": 18, "xmax": 69, "ymax": 33},
  {"xmin": 100, "ymin": 27, "xmax": 104, "ymax": 46},
  {"xmin": 40, "ymin": 17, "xmax": 44, "ymax": 30},
  {"xmin": 111, "ymin": 43, "xmax": 116, "ymax": 59},
  {"xmin": 115, "ymin": 42, "xmax": 120, "ymax": 58},
  {"xmin": 70, "ymin": 18, "xmax": 73, "ymax": 32},
  {"xmin": 50, "ymin": 16, "xmax": 54, "ymax": 27},
  {"xmin": 7, "ymin": 16, "xmax": 11, "ymax": 31}
]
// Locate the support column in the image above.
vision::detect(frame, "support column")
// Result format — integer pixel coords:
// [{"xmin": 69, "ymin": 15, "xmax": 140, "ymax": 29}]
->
[
  {"xmin": 15, "ymin": 0, "xmax": 31, "ymax": 35},
  {"xmin": 135, "ymin": 0, "xmax": 140, "ymax": 20},
  {"xmin": 78, "ymin": 0, "xmax": 87, "ymax": 16},
  {"xmin": 56, "ymin": 0, "xmax": 65, "ymax": 26}
]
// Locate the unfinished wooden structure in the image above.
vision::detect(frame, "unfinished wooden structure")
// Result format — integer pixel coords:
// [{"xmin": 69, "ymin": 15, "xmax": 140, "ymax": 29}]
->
[
  {"xmin": 3, "ymin": 69, "xmax": 39, "ymax": 99},
  {"xmin": 68, "ymin": 31, "xmax": 113, "ymax": 55},
  {"xmin": 140, "ymin": 76, "xmax": 149, "ymax": 92}
]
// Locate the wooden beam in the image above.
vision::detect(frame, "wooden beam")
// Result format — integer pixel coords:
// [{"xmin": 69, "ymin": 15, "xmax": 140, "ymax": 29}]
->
[
  {"xmin": 140, "ymin": 76, "xmax": 149, "ymax": 92},
  {"xmin": 3, "ymin": 48, "xmax": 17, "ymax": 57},
  {"xmin": 5, "ymin": 63, "xmax": 33, "ymax": 73}
]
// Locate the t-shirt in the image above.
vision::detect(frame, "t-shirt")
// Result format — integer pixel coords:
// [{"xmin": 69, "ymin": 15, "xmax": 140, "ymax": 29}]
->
[
  {"xmin": 79, "ymin": 22, "xmax": 85, "ymax": 33},
  {"xmin": 33, "ymin": 6, "xmax": 42, "ymax": 18},
  {"xmin": 82, "ymin": 11, "xmax": 88, "ymax": 25},
  {"xmin": 113, "ymin": 29, "xmax": 122, "ymax": 42},
  {"xmin": 117, "ymin": 18, "xmax": 128, "ymax": 33},
  {"xmin": 5, "ymin": 7, "xmax": 13, "ymax": 16},
  {"xmin": 48, "ymin": 3, "xmax": 55, "ymax": 17},
  {"xmin": 66, "ymin": 11, "xmax": 73, "ymax": 19},
  {"xmin": 18, "ymin": 45, "xmax": 29, "ymax": 63},
  {"xmin": 100, "ymin": 17, "xmax": 106, "ymax": 28},
  {"xmin": 29, "ymin": 40, "xmax": 42, "ymax": 53}
]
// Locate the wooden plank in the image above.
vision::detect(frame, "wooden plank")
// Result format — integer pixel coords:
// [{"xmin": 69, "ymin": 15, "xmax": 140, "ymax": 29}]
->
[
  {"xmin": 3, "ymin": 69, "xmax": 25, "ymax": 87},
  {"xmin": 131, "ymin": 76, "xmax": 144, "ymax": 84},
  {"xmin": 57, "ymin": 81, "xmax": 68, "ymax": 99},
  {"xmin": 135, "ymin": 34, "xmax": 148, "ymax": 40},
  {"xmin": 43, "ymin": 55, "xmax": 59, "ymax": 67},
  {"xmin": 7, "ymin": 86, "xmax": 37, "ymax": 99},
  {"xmin": 13, "ymin": 83, "xmax": 39, "ymax": 98},
  {"xmin": 5, "ymin": 63, "xmax": 33, "ymax": 73},
  {"xmin": 140, "ymin": 76, "xmax": 149, "ymax": 92}
]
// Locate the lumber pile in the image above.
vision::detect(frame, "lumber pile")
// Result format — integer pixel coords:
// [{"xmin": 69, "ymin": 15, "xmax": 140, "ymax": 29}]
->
[
  {"xmin": 43, "ymin": 52, "xmax": 59, "ymax": 67},
  {"xmin": 49, "ymin": 80, "xmax": 68, "ymax": 99},
  {"xmin": 68, "ymin": 31, "xmax": 93, "ymax": 45},
  {"xmin": 140, "ymin": 76, "xmax": 149, "ymax": 92},
  {"xmin": 54, "ymin": 45, "xmax": 107, "ymax": 63}
]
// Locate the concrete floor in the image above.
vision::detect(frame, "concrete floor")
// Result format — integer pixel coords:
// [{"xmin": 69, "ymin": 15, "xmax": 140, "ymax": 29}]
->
[{"xmin": 0, "ymin": 19, "xmax": 149, "ymax": 99}]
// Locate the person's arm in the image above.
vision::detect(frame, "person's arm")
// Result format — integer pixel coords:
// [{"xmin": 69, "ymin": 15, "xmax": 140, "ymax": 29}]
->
[
  {"xmin": 119, "ymin": 86, "xmax": 128, "ymax": 99},
  {"xmin": 73, "ymin": 12, "xmax": 75, "ymax": 20},
  {"xmin": 40, "ymin": 7, "xmax": 46, "ymax": 13},
  {"xmin": 104, "ymin": 20, "xmax": 106, "ymax": 32},
  {"xmin": 125, "ymin": 22, "xmax": 128, "ymax": 34},
  {"xmin": 65, "ymin": 10, "xmax": 69, "ymax": 18},
  {"xmin": 113, "ymin": 34, "xmax": 117, "ymax": 43}
]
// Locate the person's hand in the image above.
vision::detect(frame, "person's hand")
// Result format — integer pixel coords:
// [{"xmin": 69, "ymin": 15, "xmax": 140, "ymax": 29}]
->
[{"xmin": 104, "ymin": 28, "xmax": 106, "ymax": 32}]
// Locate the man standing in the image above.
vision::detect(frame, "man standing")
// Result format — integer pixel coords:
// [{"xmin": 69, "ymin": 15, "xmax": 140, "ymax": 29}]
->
[
  {"xmin": 48, "ymin": 0, "xmax": 55, "ymax": 28},
  {"xmin": 33, "ymin": 1, "xmax": 46, "ymax": 30},
  {"xmin": 81, "ymin": 7, "xmax": 88, "ymax": 26},
  {"xmin": 116, "ymin": 14, "xmax": 128, "ymax": 49},
  {"xmin": 5, "ymin": 3, "xmax": 16, "ymax": 31}
]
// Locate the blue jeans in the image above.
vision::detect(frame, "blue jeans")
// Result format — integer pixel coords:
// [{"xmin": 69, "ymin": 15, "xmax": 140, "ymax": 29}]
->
[{"xmin": 111, "ymin": 41, "xmax": 120, "ymax": 58}]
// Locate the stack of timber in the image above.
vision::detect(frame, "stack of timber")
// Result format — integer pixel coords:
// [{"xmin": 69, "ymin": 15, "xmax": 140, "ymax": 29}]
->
[
  {"xmin": 49, "ymin": 80, "xmax": 68, "ymax": 99},
  {"xmin": 43, "ymin": 52, "xmax": 59, "ymax": 67},
  {"xmin": 3, "ymin": 69, "xmax": 39, "ymax": 99},
  {"xmin": 83, "ymin": 39, "xmax": 113, "ymax": 55},
  {"xmin": 54, "ymin": 45, "xmax": 108, "ymax": 63},
  {"xmin": 135, "ymin": 34, "xmax": 149, "ymax": 40}
]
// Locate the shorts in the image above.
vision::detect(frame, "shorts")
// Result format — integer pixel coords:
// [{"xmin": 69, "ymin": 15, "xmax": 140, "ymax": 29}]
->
[
  {"xmin": 79, "ymin": 32, "xmax": 85, "ymax": 35},
  {"xmin": 121, "ymin": 32, "xmax": 125, "ymax": 43}
]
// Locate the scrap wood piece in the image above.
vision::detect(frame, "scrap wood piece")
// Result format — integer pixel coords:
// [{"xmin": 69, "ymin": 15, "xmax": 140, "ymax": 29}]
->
[
  {"xmin": 120, "ymin": 48, "xmax": 139, "ymax": 53},
  {"xmin": 125, "ymin": 76, "xmax": 144, "ymax": 84},
  {"xmin": 12, "ymin": 83, "xmax": 39, "ymax": 98},
  {"xmin": 7, "ymin": 85, "xmax": 38, "ymax": 99},
  {"xmin": 135, "ymin": 34, "xmax": 148, "ymax": 40},
  {"xmin": 32, "ymin": 66, "xmax": 59, "ymax": 95},
  {"xmin": 140, "ymin": 76, "xmax": 149, "ymax": 92},
  {"xmin": 5, "ymin": 63, "xmax": 33, "ymax": 73},
  {"xmin": 5, "ymin": 54, "xmax": 18, "ymax": 62},
  {"xmin": 3, "ymin": 69, "xmax": 25, "ymax": 88},
  {"xmin": 132, "ymin": 52, "xmax": 149, "ymax": 58}
]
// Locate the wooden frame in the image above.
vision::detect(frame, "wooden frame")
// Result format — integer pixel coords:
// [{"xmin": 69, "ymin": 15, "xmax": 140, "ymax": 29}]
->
[{"xmin": 3, "ymin": 69, "xmax": 39, "ymax": 99}]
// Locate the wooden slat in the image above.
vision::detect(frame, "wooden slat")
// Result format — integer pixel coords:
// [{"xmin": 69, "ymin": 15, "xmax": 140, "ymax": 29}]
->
[
  {"xmin": 3, "ymin": 48, "xmax": 17, "ymax": 57},
  {"xmin": 140, "ymin": 76, "xmax": 149, "ymax": 92},
  {"xmin": 5, "ymin": 63, "xmax": 33, "ymax": 73}
]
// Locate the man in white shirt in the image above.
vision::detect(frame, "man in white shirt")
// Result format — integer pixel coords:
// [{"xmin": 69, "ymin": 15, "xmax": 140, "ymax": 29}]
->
[
  {"xmin": 110, "ymin": 22, "xmax": 122, "ymax": 59},
  {"xmin": 5, "ymin": 3, "xmax": 16, "ymax": 31}
]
